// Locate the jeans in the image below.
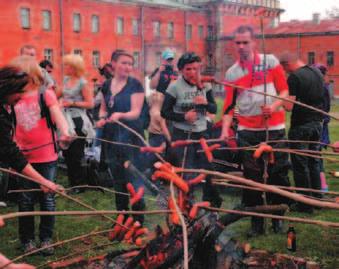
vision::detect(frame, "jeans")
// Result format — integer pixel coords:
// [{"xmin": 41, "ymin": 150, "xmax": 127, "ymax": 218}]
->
[
  {"xmin": 237, "ymin": 129, "xmax": 291, "ymax": 207},
  {"xmin": 63, "ymin": 117, "xmax": 86, "ymax": 187},
  {"xmin": 288, "ymin": 121, "xmax": 322, "ymax": 198},
  {"xmin": 18, "ymin": 161, "xmax": 57, "ymax": 244}
]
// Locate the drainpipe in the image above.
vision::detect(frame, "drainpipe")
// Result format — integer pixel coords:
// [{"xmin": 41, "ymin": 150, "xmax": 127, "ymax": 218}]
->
[
  {"xmin": 58, "ymin": 0, "xmax": 64, "ymax": 81},
  {"xmin": 141, "ymin": 6, "xmax": 145, "ymax": 80},
  {"xmin": 297, "ymin": 33, "xmax": 301, "ymax": 58},
  {"xmin": 184, "ymin": 11, "xmax": 188, "ymax": 51}
]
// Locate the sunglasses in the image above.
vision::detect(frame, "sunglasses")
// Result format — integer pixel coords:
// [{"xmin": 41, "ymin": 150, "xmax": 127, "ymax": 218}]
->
[{"xmin": 235, "ymin": 41, "xmax": 249, "ymax": 45}]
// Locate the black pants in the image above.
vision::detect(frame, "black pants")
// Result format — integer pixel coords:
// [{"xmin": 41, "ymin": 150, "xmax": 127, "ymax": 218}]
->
[
  {"xmin": 288, "ymin": 121, "xmax": 322, "ymax": 198},
  {"xmin": 102, "ymin": 123, "xmax": 146, "ymax": 224},
  {"xmin": 238, "ymin": 129, "xmax": 291, "ymax": 207},
  {"xmin": 63, "ymin": 117, "xmax": 86, "ymax": 187},
  {"xmin": 168, "ymin": 128, "xmax": 222, "ymax": 207}
]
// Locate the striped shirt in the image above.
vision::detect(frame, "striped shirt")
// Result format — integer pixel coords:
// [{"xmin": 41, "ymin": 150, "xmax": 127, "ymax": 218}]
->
[{"xmin": 223, "ymin": 53, "xmax": 288, "ymax": 131}]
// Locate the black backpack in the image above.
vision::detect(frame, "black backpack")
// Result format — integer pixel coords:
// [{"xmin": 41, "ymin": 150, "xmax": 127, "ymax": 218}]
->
[{"xmin": 38, "ymin": 86, "xmax": 58, "ymax": 153}]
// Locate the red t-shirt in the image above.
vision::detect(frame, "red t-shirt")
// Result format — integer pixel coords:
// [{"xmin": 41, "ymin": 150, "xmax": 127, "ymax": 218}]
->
[{"xmin": 14, "ymin": 89, "xmax": 58, "ymax": 163}]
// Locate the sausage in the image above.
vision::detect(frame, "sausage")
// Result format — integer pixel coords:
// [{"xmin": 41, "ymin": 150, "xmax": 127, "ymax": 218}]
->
[
  {"xmin": 200, "ymin": 138, "xmax": 213, "ymax": 162},
  {"xmin": 140, "ymin": 146, "xmax": 165, "ymax": 154},
  {"xmin": 130, "ymin": 187, "xmax": 144, "ymax": 206},
  {"xmin": 188, "ymin": 174, "xmax": 206, "ymax": 186},
  {"xmin": 152, "ymin": 171, "xmax": 189, "ymax": 193},
  {"xmin": 171, "ymin": 140, "xmax": 193, "ymax": 148},
  {"xmin": 253, "ymin": 143, "xmax": 273, "ymax": 159}
]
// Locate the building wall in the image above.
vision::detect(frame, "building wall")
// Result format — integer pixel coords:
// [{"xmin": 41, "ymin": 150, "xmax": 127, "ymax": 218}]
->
[{"xmin": 0, "ymin": 0, "xmax": 278, "ymax": 86}]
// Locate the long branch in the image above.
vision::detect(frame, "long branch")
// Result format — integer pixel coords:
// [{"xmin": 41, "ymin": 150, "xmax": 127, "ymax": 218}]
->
[
  {"xmin": 203, "ymin": 206, "xmax": 339, "ymax": 228},
  {"xmin": 215, "ymin": 79, "xmax": 339, "ymax": 121},
  {"xmin": 213, "ymin": 180, "xmax": 339, "ymax": 196},
  {"xmin": 0, "ymin": 168, "xmax": 117, "ymax": 224},
  {"xmin": 181, "ymin": 168, "xmax": 339, "ymax": 209},
  {"xmin": 0, "ymin": 228, "xmax": 116, "ymax": 269}
]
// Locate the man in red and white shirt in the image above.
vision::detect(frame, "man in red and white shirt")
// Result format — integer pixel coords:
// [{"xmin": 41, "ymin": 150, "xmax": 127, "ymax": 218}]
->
[{"xmin": 220, "ymin": 25, "xmax": 290, "ymax": 236}]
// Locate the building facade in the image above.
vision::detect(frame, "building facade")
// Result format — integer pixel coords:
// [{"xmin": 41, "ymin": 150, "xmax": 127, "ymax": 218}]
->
[{"xmin": 0, "ymin": 0, "xmax": 280, "ymax": 85}]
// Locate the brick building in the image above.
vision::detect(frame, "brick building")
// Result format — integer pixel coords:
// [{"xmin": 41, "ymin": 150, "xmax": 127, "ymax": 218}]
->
[
  {"xmin": 222, "ymin": 14, "xmax": 339, "ymax": 97},
  {"xmin": 0, "ymin": 0, "xmax": 281, "ymax": 86}
]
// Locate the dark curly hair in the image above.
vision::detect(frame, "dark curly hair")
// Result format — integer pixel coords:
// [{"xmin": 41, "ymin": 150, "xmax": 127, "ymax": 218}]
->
[{"xmin": 177, "ymin": 52, "xmax": 201, "ymax": 70}]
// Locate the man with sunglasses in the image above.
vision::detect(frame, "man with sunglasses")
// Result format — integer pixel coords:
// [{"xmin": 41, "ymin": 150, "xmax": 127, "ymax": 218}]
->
[
  {"xmin": 161, "ymin": 52, "xmax": 222, "ymax": 208},
  {"xmin": 220, "ymin": 25, "xmax": 290, "ymax": 236}
]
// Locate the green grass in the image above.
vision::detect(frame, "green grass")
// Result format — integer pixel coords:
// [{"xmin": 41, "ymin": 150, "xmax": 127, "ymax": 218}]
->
[{"xmin": 0, "ymin": 101, "xmax": 339, "ymax": 268}]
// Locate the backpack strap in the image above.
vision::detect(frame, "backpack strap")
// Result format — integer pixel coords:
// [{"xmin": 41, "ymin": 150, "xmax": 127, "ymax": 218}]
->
[{"xmin": 39, "ymin": 86, "xmax": 58, "ymax": 153}]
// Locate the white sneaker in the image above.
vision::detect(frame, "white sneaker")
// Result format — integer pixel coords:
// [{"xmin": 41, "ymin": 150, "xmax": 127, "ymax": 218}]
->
[{"xmin": 0, "ymin": 201, "xmax": 7, "ymax": 207}]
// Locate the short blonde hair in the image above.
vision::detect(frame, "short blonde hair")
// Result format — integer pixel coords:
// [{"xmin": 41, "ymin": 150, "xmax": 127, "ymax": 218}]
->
[
  {"xmin": 10, "ymin": 55, "xmax": 44, "ymax": 88},
  {"xmin": 63, "ymin": 54, "xmax": 85, "ymax": 77}
]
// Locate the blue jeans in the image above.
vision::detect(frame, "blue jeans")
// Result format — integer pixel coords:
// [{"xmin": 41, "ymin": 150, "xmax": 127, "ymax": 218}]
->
[
  {"xmin": 288, "ymin": 121, "xmax": 322, "ymax": 198},
  {"xmin": 18, "ymin": 161, "xmax": 57, "ymax": 244}
]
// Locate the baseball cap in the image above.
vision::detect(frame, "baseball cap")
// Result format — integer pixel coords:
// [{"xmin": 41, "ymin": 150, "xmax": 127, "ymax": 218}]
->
[{"xmin": 162, "ymin": 49, "xmax": 175, "ymax": 60}]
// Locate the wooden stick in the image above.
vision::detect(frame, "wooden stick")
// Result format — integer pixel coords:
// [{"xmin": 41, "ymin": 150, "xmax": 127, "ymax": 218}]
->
[
  {"xmin": 0, "ymin": 209, "xmax": 171, "ymax": 222},
  {"xmin": 37, "ymin": 242, "xmax": 119, "ymax": 269},
  {"xmin": 114, "ymin": 120, "xmax": 166, "ymax": 163},
  {"xmin": 203, "ymin": 206, "xmax": 339, "ymax": 228},
  {"xmin": 213, "ymin": 182, "xmax": 335, "ymax": 202},
  {"xmin": 0, "ymin": 228, "xmax": 116, "ymax": 269},
  {"xmin": 215, "ymin": 79, "xmax": 339, "ymax": 121},
  {"xmin": 181, "ymin": 168, "xmax": 339, "ymax": 209},
  {"xmin": 170, "ymin": 182, "xmax": 188, "ymax": 269},
  {"xmin": 0, "ymin": 168, "xmax": 117, "ymax": 224},
  {"xmin": 213, "ymin": 180, "xmax": 339, "ymax": 196}
]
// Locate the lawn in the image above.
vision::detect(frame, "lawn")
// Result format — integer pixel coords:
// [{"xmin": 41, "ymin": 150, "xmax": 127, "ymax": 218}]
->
[{"xmin": 0, "ymin": 101, "xmax": 338, "ymax": 268}]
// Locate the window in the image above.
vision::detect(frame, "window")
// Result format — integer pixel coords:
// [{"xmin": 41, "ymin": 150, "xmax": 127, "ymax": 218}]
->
[
  {"xmin": 156, "ymin": 51, "xmax": 162, "ymax": 66},
  {"xmin": 42, "ymin": 10, "xmax": 51, "ymax": 30},
  {"xmin": 132, "ymin": 19, "xmax": 139, "ymax": 35},
  {"xmin": 186, "ymin": 24, "xmax": 192, "ymax": 40},
  {"xmin": 168, "ymin": 22, "xmax": 174, "ymax": 39},
  {"xmin": 153, "ymin": 21, "xmax": 160, "ymax": 38},
  {"xmin": 198, "ymin": 25, "xmax": 204, "ymax": 39},
  {"xmin": 327, "ymin": 51, "xmax": 334, "ymax": 66},
  {"xmin": 20, "ymin": 8, "xmax": 30, "ymax": 29},
  {"xmin": 91, "ymin": 15, "xmax": 99, "ymax": 33},
  {"xmin": 117, "ymin": 17, "xmax": 124, "ymax": 34},
  {"xmin": 308, "ymin": 52, "xmax": 315, "ymax": 65},
  {"xmin": 92, "ymin": 51, "xmax": 100, "ymax": 67},
  {"xmin": 133, "ymin": 52, "xmax": 140, "ymax": 68},
  {"xmin": 74, "ymin": 49, "xmax": 82, "ymax": 55},
  {"xmin": 73, "ymin": 13, "xmax": 81, "ymax": 32},
  {"xmin": 207, "ymin": 25, "xmax": 213, "ymax": 39},
  {"xmin": 44, "ymin": 49, "xmax": 53, "ymax": 62}
]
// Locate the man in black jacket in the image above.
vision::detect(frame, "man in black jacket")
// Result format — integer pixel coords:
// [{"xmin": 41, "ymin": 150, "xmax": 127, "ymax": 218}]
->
[{"xmin": 280, "ymin": 52, "xmax": 325, "ymax": 213}]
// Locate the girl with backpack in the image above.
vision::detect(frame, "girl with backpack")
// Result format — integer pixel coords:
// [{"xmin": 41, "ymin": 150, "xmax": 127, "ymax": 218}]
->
[{"xmin": 10, "ymin": 56, "xmax": 70, "ymax": 255}]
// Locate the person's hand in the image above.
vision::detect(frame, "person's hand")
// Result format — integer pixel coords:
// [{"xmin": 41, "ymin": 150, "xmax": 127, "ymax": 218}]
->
[
  {"xmin": 96, "ymin": 119, "xmax": 107, "ymax": 128},
  {"xmin": 220, "ymin": 128, "xmax": 230, "ymax": 141},
  {"xmin": 8, "ymin": 263, "xmax": 36, "ymax": 269},
  {"xmin": 58, "ymin": 134, "xmax": 73, "ymax": 150},
  {"xmin": 107, "ymin": 113, "xmax": 122, "ymax": 123},
  {"xmin": 184, "ymin": 109, "xmax": 197, "ymax": 124},
  {"xmin": 261, "ymin": 105, "xmax": 273, "ymax": 118},
  {"xmin": 159, "ymin": 64, "xmax": 166, "ymax": 72},
  {"xmin": 333, "ymin": 141, "xmax": 339, "ymax": 153},
  {"xmin": 61, "ymin": 99, "xmax": 73, "ymax": 108},
  {"xmin": 193, "ymin": 96, "xmax": 207, "ymax": 105},
  {"xmin": 40, "ymin": 181, "xmax": 64, "ymax": 194}
]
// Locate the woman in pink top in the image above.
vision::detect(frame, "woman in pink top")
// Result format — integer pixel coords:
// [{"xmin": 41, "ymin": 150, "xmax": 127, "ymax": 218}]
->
[{"xmin": 11, "ymin": 56, "xmax": 69, "ymax": 255}]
